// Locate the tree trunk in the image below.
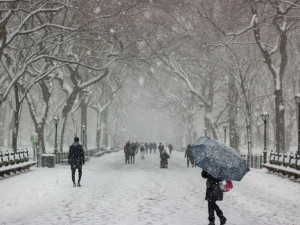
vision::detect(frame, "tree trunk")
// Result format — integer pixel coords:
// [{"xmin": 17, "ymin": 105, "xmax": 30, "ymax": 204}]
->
[
  {"xmin": 96, "ymin": 111, "xmax": 102, "ymax": 148},
  {"xmin": 58, "ymin": 89, "xmax": 79, "ymax": 152},
  {"xmin": 228, "ymin": 74, "xmax": 239, "ymax": 150},
  {"xmin": 80, "ymin": 93, "xmax": 88, "ymax": 150},
  {"xmin": 12, "ymin": 84, "xmax": 20, "ymax": 151},
  {"xmin": 102, "ymin": 109, "xmax": 108, "ymax": 147},
  {"xmin": 274, "ymin": 89, "xmax": 285, "ymax": 153}
]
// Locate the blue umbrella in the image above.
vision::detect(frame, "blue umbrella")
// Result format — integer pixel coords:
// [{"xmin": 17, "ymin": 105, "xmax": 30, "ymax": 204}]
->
[{"xmin": 191, "ymin": 137, "xmax": 250, "ymax": 181}]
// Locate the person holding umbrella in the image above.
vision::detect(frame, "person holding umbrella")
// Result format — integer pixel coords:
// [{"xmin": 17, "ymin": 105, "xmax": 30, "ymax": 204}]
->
[
  {"xmin": 202, "ymin": 170, "xmax": 226, "ymax": 225},
  {"xmin": 190, "ymin": 137, "xmax": 250, "ymax": 225}
]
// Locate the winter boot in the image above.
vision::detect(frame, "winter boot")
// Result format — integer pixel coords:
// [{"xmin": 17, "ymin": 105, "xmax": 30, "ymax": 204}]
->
[
  {"xmin": 208, "ymin": 221, "xmax": 215, "ymax": 225},
  {"xmin": 77, "ymin": 183, "xmax": 81, "ymax": 187},
  {"xmin": 73, "ymin": 182, "xmax": 76, "ymax": 187},
  {"xmin": 220, "ymin": 216, "xmax": 227, "ymax": 225}
]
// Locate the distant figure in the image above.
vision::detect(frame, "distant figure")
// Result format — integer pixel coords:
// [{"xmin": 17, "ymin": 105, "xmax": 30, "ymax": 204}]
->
[
  {"xmin": 201, "ymin": 170, "xmax": 226, "ymax": 225},
  {"xmin": 158, "ymin": 143, "xmax": 164, "ymax": 155},
  {"xmin": 145, "ymin": 142, "xmax": 149, "ymax": 154},
  {"xmin": 124, "ymin": 141, "xmax": 131, "ymax": 164},
  {"xmin": 168, "ymin": 144, "xmax": 173, "ymax": 155},
  {"xmin": 130, "ymin": 142, "xmax": 136, "ymax": 164},
  {"xmin": 185, "ymin": 144, "xmax": 195, "ymax": 167},
  {"xmin": 135, "ymin": 141, "xmax": 139, "ymax": 154},
  {"xmin": 68, "ymin": 137, "xmax": 85, "ymax": 187},
  {"xmin": 149, "ymin": 142, "xmax": 153, "ymax": 154},
  {"xmin": 160, "ymin": 149, "xmax": 170, "ymax": 168},
  {"xmin": 140, "ymin": 144, "xmax": 145, "ymax": 160},
  {"xmin": 153, "ymin": 142, "xmax": 157, "ymax": 153}
]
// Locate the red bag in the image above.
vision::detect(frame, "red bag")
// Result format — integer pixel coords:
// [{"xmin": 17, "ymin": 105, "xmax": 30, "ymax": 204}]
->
[{"xmin": 221, "ymin": 180, "xmax": 233, "ymax": 192}]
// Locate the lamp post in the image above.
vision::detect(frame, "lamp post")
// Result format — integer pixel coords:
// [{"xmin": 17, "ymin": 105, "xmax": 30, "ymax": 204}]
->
[
  {"xmin": 223, "ymin": 126, "xmax": 228, "ymax": 144},
  {"xmin": 295, "ymin": 94, "xmax": 300, "ymax": 155},
  {"xmin": 54, "ymin": 117, "xmax": 59, "ymax": 156},
  {"xmin": 261, "ymin": 112, "xmax": 269, "ymax": 163}
]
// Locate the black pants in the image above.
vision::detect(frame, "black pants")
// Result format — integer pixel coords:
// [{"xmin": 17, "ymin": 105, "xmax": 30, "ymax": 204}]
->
[
  {"xmin": 71, "ymin": 164, "xmax": 82, "ymax": 184},
  {"xmin": 125, "ymin": 155, "xmax": 130, "ymax": 164},
  {"xmin": 208, "ymin": 200, "xmax": 223, "ymax": 222}
]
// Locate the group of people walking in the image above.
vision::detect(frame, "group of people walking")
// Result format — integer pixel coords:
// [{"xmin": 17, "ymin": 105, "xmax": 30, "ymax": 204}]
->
[
  {"xmin": 123, "ymin": 141, "xmax": 172, "ymax": 169},
  {"xmin": 67, "ymin": 137, "xmax": 227, "ymax": 225}
]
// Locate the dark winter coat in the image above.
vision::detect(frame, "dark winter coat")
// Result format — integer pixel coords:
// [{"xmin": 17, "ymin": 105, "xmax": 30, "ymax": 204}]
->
[
  {"xmin": 158, "ymin": 144, "xmax": 164, "ymax": 154},
  {"xmin": 185, "ymin": 146, "xmax": 194, "ymax": 159},
  {"xmin": 68, "ymin": 142, "xmax": 85, "ymax": 166},
  {"xmin": 201, "ymin": 170, "xmax": 223, "ymax": 202},
  {"xmin": 168, "ymin": 144, "xmax": 173, "ymax": 151},
  {"xmin": 124, "ymin": 143, "xmax": 131, "ymax": 156},
  {"xmin": 130, "ymin": 144, "xmax": 136, "ymax": 156},
  {"xmin": 160, "ymin": 152, "xmax": 170, "ymax": 164}
]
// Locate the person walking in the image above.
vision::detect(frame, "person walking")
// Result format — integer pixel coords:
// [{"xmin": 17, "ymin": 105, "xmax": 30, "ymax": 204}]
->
[
  {"xmin": 201, "ymin": 170, "xmax": 227, "ymax": 225},
  {"xmin": 145, "ymin": 142, "xmax": 149, "ymax": 154},
  {"xmin": 135, "ymin": 141, "xmax": 139, "ymax": 154},
  {"xmin": 130, "ymin": 142, "xmax": 136, "ymax": 164},
  {"xmin": 185, "ymin": 144, "xmax": 195, "ymax": 167},
  {"xmin": 68, "ymin": 137, "xmax": 85, "ymax": 187},
  {"xmin": 153, "ymin": 142, "xmax": 157, "ymax": 153},
  {"xmin": 158, "ymin": 142, "xmax": 164, "ymax": 155},
  {"xmin": 124, "ymin": 141, "xmax": 131, "ymax": 164},
  {"xmin": 168, "ymin": 143, "xmax": 173, "ymax": 155},
  {"xmin": 140, "ymin": 144, "xmax": 145, "ymax": 160}
]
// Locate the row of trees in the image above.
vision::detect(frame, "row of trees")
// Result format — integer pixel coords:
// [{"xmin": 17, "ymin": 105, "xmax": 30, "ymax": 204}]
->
[{"xmin": 0, "ymin": 0, "xmax": 299, "ymax": 155}]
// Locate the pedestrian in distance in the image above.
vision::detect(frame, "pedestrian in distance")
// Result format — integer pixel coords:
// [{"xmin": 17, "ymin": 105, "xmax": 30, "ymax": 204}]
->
[
  {"xmin": 135, "ymin": 141, "xmax": 139, "ymax": 154},
  {"xmin": 201, "ymin": 170, "xmax": 227, "ymax": 225},
  {"xmin": 185, "ymin": 144, "xmax": 195, "ymax": 167},
  {"xmin": 68, "ymin": 137, "xmax": 85, "ymax": 187},
  {"xmin": 130, "ymin": 142, "xmax": 136, "ymax": 164},
  {"xmin": 149, "ymin": 142, "xmax": 153, "ymax": 154},
  {"xmin": 158, "ymin": 142, "xmax": 164, "ymax": 155},
  {"xmin": 153, "ymin": 142, "xmax": 157, "ymax": 153},
  {"xmin": 145, "ymin": 142, "xmax": 149, "ymax": 154},
  {"xmin": 160, "ymin": 149, "xmax": 170, "ymax": 168},
  {"xmin": 124, "ymin": 141, "xmax": 131, "ymax": 164},
  {"xmin": 140, "ymin": 144, "xmax": 145, "ymax": 160},
  {"xmin": 168, "ymin": 143, "xmax": 173, "ymax": 155}
]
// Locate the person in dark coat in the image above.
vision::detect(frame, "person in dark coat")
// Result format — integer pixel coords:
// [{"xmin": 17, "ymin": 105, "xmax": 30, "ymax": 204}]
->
[
  {"xmin": 168, "ymin": 144, "xmax": 173, "ymax": 155},
  {"xmin": 185, "ymin": 144, "xmax": 195, "ymax": 167},
  {"xmin": 153, "ymin": 142, "xmax": 157, "ymax": 153},
  {"xmin": 130, "ymin": 143, "xmax": 136, "ymax": 164},
  {"xmin": 68, "ymin": 137, "xmax": 85, "ymax": 187},
  {"xmin": 149, "ymin": 142, "xmax": 153, "ymax": 154},
  {"xmin": 145, "ymin": 142, "xmax": 148, "ymax": 154},
  {"xmin": 160, "ymin": 149, "xmax": 170, "ymax": 168},
  {"xmin": 158, "ymin": 143, "xmax": 164, "ymax": 155},
  {"xmin": 124, "ymin": 141, "xmax": 131, "ymax": 164},
  {"xmin": 201, "ymin": 170, "xmax": 226, "ymax": 225}
]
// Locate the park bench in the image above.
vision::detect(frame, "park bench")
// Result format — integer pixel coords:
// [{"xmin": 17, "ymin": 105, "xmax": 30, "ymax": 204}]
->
[
  {"xmin": 268, "ymin": 151, "xmax": 300, "ymax": 170},
  {"xmin": 261, "ymin": 164, "xmax": 300, "ymax": 179},
  {"xmin": 263, "ymin": 151, "xmax": 300, "ymax": 179},
  {"xmin": 0, "ymin": 149, "xmax": 36, "ymax": 178}
]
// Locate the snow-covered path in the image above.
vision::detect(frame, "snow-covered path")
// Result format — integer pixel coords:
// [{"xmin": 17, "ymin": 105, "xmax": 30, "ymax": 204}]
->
[{"xmin": 0, "ymin": 150, "xmax": 299, "ymax": 225}]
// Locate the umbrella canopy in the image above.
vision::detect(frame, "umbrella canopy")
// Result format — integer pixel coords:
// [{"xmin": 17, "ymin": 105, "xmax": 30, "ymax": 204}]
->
[{"xmin": 191, "ymin": 137, "xmax": 250, "ymax": 181}]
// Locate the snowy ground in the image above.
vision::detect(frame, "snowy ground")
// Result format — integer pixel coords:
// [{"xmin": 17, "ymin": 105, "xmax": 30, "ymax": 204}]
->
[{"xmin": 0, "ymin": 150, "xmax": 299, "ymax": 225}]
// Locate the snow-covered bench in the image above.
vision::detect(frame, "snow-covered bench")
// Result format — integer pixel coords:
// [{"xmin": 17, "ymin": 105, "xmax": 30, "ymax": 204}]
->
[
  {"xmin": 262, "ymin": 164, "xmax": 300, "ymax": 179},
  {"xmin": 0, "ymin": 149, "xmax": 36, "ymax": 177},
  {"xmin": 268, "ymin": 151, "xmax": 300, "ymax": 170}
]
